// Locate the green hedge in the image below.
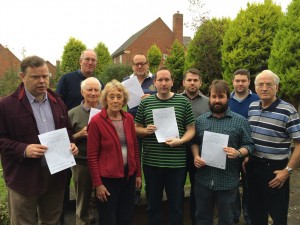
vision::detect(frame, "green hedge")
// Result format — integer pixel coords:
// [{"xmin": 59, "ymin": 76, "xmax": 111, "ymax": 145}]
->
[{"xmin": 0, "ymin": 164, "xmax": 9, "ymax": 225}]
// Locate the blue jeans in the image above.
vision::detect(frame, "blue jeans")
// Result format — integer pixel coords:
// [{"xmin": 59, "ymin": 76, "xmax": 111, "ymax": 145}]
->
[
  {"xmin": 143, "ymin": 165, "xmax": 186, "ymax": 225},
  {"xmin": 195, "ymin": 183, "xmax": 238, "ymax": 225}
]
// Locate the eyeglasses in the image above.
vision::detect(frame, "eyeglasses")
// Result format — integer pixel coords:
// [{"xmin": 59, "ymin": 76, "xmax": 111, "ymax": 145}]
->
[
  {"xmin": 132, "ymin": 62, "xmax": 147, "ymax": 67},
  {"xmin": 83, "ymin": 57, "xmax": 97, "ymax": 63},
  {"xmin": 256, "ymin": 83, "xmax": 275, "ymax": 88}
]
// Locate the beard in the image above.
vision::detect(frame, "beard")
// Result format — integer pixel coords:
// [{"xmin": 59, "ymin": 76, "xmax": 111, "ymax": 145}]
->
[{"xmin": 209, "ymin": 101, "xmax": 228, "ymax": 114}]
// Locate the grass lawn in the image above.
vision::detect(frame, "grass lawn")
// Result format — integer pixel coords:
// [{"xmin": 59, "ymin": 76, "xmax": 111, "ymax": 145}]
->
[{"xmin": 0, "ymin": 162, "xmax": 9, "ymax": 224}]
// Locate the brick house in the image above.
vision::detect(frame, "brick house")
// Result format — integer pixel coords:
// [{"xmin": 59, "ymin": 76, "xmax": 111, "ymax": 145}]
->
[
  {"xmin": 0, "ymin": 44, "xmax": 57, "ymax": 80},
  {"xmin": 111, "ymin": 12, "xmax": 191, "ymax": 65},
  {"xmin": 0, "ymin": 44, "xmax": 20, "ymax": 79}
]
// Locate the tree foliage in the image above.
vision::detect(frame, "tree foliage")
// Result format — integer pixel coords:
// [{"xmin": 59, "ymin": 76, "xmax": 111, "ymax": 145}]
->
[
  {"xmin": 268, "ymin": 0, "xmax": 300, "ymax": 100},
  {"xmin": 185, "ymin": 17, "xmax": 231, "ymax": 91},
  {"xmin": 94, "ymin": 42, "xmax": 112, "ymax": 80},
  {"xmin": 164, "ymin": 40, "xmax": 185, "ymax": 92},
  {"xmin": 0, "ymin": 69, "xmax": 20, "ymax": 97},
  {"xmin": 222, "ymin": 0, "xmax": 283, "ymax": 88},
  {"xmin": 147, "ymin": 44, "xmax": 162, "ymax": 74},
  {"xmin": 101, "ymin": 63, "xmax": 132, "ymax": 84},
  {"xmin": 60, "ymin": 37, "xmax": 86, "ymax": 76}
]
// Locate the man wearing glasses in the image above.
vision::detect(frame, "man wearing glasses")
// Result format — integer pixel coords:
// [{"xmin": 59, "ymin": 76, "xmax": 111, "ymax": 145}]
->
[
  {"xmin": 247, "ymin": 70, "xmax": 300, "ymax": 225},
  {"xmin": 123, "ymin": 53, "xmax": 156, "ymax": 205},
  {"xmin": 56, "ymin": 49, "xmax": 104, "ymax": 224}
]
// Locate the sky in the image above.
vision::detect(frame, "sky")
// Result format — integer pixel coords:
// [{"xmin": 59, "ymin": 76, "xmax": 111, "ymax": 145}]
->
[{"xmin": 0, "ymin": 0, "xmax": 292, "ymax": 65}]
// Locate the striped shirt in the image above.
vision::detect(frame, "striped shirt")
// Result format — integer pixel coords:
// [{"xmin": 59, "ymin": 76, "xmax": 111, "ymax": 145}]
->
[
  {"xmin": 135, "ymin": 94, "xmax": 195, "ymax": 168},
  {"xmin": 248, "ymin": 98, "xmax": 300, "ymax": 160},
  {"xmin": 25, "ymin": 89, "xmax": 55, "ymax": 134}
]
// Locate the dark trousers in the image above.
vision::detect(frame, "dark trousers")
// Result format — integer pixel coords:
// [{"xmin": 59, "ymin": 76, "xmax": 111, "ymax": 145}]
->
[
  {"xmin": 96, "ymin": 174, "xmax": 136, "ymax": 225},
  {"xmin": 143, "ymin": 165, "xmax": 186, "ymax": 225},
  {"xmin": 194, "ymin": 183, "xmax": 238, "ymax": 225},
  {"xmin": 233, "ymin": 160, "xmax": 251, "ymax": 224},
  {"xmin": 246, "ymin": 156, "xmax": 290, "ymax": 225},
  {"xmin": 185, "ymin": 148, "xmax": 196, "ymax": 225}
]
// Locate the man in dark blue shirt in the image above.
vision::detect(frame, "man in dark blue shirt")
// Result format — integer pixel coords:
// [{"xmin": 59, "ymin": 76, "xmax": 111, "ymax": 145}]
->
[
  {"xmin": 228, "ymin": 69, "xmax": 259, "ymax": 225},
  {"xmin": 56, "ymin": 49, "xmax": 104, "ymax": 224},
  {"xmin": 56, "ymin": 49, "xmax": 104, "ymax": 110}
]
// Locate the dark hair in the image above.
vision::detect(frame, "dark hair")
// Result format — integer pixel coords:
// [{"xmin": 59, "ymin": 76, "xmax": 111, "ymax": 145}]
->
[
  {"xmin": 183, "ymin": 68, "xmax": 202, "ymax": 80},
  {"xmin": 153, "ymin": 66, "xmax": 173, "ymax": 80},
  {"xmin": 208, "ymin": 80, "xmax": 230, "ymax": 99},
  {"xmin": 233, "ymin": 69, "xmax": 250, "ymax": 80},
  {"xmin": 20, "ymin": 56, "xmax": 46, "ymax": 73}
]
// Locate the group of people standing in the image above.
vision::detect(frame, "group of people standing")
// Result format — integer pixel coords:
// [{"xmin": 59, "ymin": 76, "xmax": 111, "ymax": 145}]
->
[{"xmin": 0, "ymin": 50, "xmax": 299, "ymax": 225}]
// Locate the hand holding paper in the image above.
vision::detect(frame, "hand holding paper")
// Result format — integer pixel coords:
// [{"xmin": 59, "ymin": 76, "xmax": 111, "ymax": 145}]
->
[{"xmin": 38, "ymin": 128, "xmax": 76, "ymax": 174}]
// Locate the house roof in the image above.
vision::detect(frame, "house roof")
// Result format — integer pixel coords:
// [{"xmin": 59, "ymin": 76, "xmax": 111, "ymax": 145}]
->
[{"xmin": 111, "ymin": 18, "xmax": 161, "ymax": 58}]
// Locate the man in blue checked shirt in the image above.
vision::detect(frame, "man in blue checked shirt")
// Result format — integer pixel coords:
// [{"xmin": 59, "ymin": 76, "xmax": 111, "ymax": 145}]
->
[{"xmin": 191, "ymin": 79, "xmax": 254, "ymax": 225}]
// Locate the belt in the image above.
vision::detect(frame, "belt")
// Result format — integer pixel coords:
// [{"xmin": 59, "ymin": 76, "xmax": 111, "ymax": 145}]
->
[{"xmin": 249, "ymin": 154, "xmax": 288, "ymax": 163}]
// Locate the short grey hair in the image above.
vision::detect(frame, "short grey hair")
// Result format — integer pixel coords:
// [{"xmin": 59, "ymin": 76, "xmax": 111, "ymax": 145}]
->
[
  {"xmin": 80, "ymin": 77, "xmax": 102, "ymax": 90},
  {"xmin": 254, "ymin": 70, "xmax": 280, "ymax": 85}
]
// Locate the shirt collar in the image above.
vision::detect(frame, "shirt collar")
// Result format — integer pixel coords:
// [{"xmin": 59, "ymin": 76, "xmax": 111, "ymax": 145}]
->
[
  {"xmin": 259, "ymin": 97, "xmax": 280, "ymax": 111},
  {"xmin": 181, "ymin": 90, "xmax": 205, "ymax": 100},
  {"xmin": 80, "ymin": 100, "xmax": 101, "ymax": 112},
  {"xmin": 230, "ymin": 90, "xmax": 253, "ymax": 102},
  {"xmin": 25, "ymin": 88, "xmax": 48, "ymax": 103},
  {"xmin": 130, "ymin": 71, "xmax": 153, "ymax": 79},
  {"xmin": 206, "ymin": 108, "xmax": 232, "ymax": 119}
]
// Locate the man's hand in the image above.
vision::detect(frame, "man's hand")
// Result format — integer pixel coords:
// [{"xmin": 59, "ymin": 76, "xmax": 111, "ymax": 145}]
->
[
  {"xmin": 165, "ymin": 138, "xmax": 183, "ymax": 147},
  {"xmin": 194, "ymin": 155, "xmax": 206, "ymax": 168},
  {"xmin": 70, "ymin": 143, "xmax": 79, "ymax": 155},
  {"xmin": 25, "ymin": 144, "xmax": 47, "ymax": 158},
  {"xmin": 74, "ymin": 126, "xmax": 88, "ymax": 139},
  {"xmin": 269, "ymin": 169, "xmax": 290, "ymax": 189}
]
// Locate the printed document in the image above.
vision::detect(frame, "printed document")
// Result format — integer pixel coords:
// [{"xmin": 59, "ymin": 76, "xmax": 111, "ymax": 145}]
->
[
  {"xmin": 152, "ymin": 107, "xmax": 179, "ymax": 143},
  {"xmin": 88, "ymin": 108, "xmax": 101, "ymax": 124},
  {"xmin": 38, "ymin": 128, "xmax": 76, "ymax": 174},
  {"xmin": 122, "ymin": 76, "xmax": 144, "ymax": 109},
  {"xmin": 201, "ymin": 131, "xmax": 228, "ymax": 170}
]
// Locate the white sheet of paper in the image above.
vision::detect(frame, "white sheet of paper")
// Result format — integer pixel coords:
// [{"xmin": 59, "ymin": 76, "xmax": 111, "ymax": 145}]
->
[
  {"xmin": 152, "ymin": 107, "xmax": 180, "ymax": 143},
  {"xmin": 88, "ymin": 108, "xmax": 101, "ymax": 124},
  {"xmin": 38, "ymin": 128, "xmax": 76, "ymax": 174},
  {"xmin": 122, "ymin": 76, "xmax": 144, "ymax": 109},
  {"xmin": 201, "ymin": 131, "xmax": 229, "ymax": 170}
]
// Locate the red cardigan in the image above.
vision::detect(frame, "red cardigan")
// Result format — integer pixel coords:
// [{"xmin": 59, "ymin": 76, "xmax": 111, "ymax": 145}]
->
[{"xmin": 87, "ymin": 108, "xmax": 141, "ymax": 187}]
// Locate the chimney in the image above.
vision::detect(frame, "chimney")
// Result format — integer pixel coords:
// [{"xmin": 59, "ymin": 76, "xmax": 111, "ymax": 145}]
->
[{"xmin": 173, "ymin": 11, "xmax": 183, "ymax": 44}]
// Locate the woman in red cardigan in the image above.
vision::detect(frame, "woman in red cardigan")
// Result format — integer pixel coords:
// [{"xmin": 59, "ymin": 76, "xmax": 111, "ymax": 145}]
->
[{"xmin": 87, "ymin": 79, "xmax": 142, "ymax": 225}]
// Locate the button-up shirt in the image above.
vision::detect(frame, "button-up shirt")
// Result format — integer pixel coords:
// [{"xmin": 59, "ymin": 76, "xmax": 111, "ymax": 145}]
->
[{"xmin": 193, "ymin": 108, "xmax": 254, "ymax": 190}]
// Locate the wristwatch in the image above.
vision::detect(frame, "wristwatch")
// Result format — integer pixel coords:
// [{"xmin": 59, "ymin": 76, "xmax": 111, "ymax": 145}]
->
[
  {"xmin": 286, "ymin": 166, "xmax": 293, "ymax": 175},
  {"xmin": 238, "ymin": 150, "xmax": 243, "ymax": 158}
]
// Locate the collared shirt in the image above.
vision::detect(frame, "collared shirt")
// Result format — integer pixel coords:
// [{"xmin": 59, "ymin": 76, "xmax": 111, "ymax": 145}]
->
[
  {"xmin": 193, "ymin": 108, "xmax": 254, "ymax": 190},
  {"xmin": 25, "ymin": 89, "xmax": 55, "ymax": 134},
  {"xmin": 181, "ymin": 90, "xmax": 209, "ymax": 118},
  {"xmin": 248, "ymin": 98, "xmax": 300, "ymax": 160},
  {"xmin": 229, "ymin": 90, "xmax": 260, "ymax": 118}
]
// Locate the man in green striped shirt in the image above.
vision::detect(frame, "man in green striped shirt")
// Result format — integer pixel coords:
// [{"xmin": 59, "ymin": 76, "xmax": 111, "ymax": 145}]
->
[{"xmin": 135, "ymin": 67, "xmax": 195, "ymax": 225}]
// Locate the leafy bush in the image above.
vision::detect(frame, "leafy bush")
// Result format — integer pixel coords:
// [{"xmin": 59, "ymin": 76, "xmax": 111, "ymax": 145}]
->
[
  {"xmin": 99, "ymin": 63, "xmax": 132, "ymax": 84},
  {"xmin": 0, "ymin": 164, "xmax": 9, "ymax": 225}
]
